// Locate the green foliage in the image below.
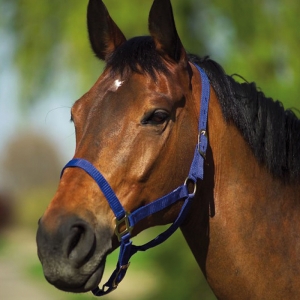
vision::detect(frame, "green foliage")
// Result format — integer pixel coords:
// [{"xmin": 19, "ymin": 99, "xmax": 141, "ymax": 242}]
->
[
  {"xmin": 2, "ymin": 0, "xmax": 93, "ymax": 109},
  {"xmin": 191, "ymin": 0, "xmax": 300, "ymax": 113},
  {"xmin": 2, "ymin": 0, "xmax": 300, "ymax": 112}
]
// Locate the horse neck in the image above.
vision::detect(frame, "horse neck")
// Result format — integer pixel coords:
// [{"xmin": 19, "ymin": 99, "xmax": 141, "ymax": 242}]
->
[{"xmin": 180, "ymin": 91, "xmax": 300, "ymax": 299}]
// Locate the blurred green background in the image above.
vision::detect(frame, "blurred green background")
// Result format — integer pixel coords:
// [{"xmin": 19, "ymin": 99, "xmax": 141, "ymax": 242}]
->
[{"xmin": 0, "ymin": 0, "xmax": 299, "ymax": 299}]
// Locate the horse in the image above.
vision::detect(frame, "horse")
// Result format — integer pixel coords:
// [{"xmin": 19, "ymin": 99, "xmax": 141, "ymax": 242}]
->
[{"xmin": 36, "ymin": 0, "xmax": 300, "ymax": 298}]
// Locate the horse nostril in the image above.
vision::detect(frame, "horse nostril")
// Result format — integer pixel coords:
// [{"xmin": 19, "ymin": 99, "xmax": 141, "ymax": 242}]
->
[
  {"xmin": 66, "ymin": 222, "xmax": 96, "ymax": 267},
  {"xmin": 37, "ymin": 216, "xmax": 98, "ymax": 272},
  {"xmin": 68, "ymin": 226, "xmax": 85, "ymax": 257}
]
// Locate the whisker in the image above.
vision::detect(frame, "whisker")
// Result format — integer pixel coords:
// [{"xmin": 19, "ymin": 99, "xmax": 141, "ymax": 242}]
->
[{"xmin": 45, "ymin": 106, "xmax": 71, "ymax": 124}]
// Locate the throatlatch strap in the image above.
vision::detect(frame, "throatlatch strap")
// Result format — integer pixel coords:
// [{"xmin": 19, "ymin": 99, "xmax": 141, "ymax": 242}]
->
[
  {"xmin": 60, "ymin": 63, "xmax": 210, "ymax": 296},
  {"xmin": 188, "ymin": 65, "xmax": 210, "ymax": 182}
]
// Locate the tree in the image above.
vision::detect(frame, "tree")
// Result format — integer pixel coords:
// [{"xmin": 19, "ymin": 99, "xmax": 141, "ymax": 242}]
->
[
  {"xmin": 2, "ymin": 0, "xmax": 299, "ymax": 113},
  {"xmin": 1, "ymin": 0, "xmax": 196, "ymax": 111},
  {"xmin": 2, "ymin": 131, "xmax": 61, "ymax": 192},
  {"xmin": 190, "ymin": 0, "xmax": 300, "ymax": 112}
]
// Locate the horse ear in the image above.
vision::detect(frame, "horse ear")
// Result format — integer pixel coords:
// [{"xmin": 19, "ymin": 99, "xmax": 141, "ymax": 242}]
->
[
  {"xmin": 87, "ymin": 0, "xmax": 126, "ymax": 61},
  {"xmin": 149, "ymin": 0, "xmax": 187, "ymax": 64}
]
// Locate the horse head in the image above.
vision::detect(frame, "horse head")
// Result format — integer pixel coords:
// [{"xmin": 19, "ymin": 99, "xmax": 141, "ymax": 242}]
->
[{"xmin": 36, "ymin": 0, "xmax": 205, "ymax": 293}]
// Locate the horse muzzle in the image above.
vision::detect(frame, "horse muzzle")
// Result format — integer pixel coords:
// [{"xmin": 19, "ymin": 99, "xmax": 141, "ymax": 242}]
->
[{"xmin": 36, "ymin": 214, "xmax": 113, "ymax": 293}]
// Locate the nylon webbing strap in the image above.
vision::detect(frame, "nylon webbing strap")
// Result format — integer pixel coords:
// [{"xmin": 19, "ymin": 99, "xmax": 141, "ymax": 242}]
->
[
  {"xmin": 61, "ymin": 159, "xmax": 125, "ymax": 220},
  {"xmin": 188, "ymin": 64, "xmax": 210, "ymax": 182},
  {"xmin": 60, "ymin": 63, "xmax": 210, "ymax": 296}
]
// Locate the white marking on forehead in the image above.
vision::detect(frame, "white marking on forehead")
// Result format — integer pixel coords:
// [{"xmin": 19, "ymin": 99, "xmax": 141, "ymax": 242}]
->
[
  {"xmin": 109, "ymin": 79, "xmax": 124, "ymax": 92},
  {"xmin": 115, "ymin": 79, "xmax": 123, "ymax": 88}
]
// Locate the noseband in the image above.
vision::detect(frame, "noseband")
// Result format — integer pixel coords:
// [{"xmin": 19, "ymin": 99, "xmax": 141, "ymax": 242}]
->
[{"xmin": 60, "ymin": 64, "xmax": 210, "ymax": 296}]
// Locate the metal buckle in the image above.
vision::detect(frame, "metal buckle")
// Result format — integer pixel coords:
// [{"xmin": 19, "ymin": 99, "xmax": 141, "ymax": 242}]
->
[
  {"xmin": 198, "ymin": 129, "xmax": 207, "ymax": 159},
  {"xmin": 112, "ymin": 263, "xmax": 131, "ymax": 288},
  {"xmin": 114, "ymin": 212, "xmax": 133, "ymax": 242}
]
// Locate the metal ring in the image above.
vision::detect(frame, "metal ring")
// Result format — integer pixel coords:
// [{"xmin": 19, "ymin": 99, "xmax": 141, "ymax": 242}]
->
[{"xmin": 184, "ymin": 177, "xmax": 197, "ymax": 197}]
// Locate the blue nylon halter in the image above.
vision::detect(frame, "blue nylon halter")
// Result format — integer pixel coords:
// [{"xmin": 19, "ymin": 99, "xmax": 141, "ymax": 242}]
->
[{"xmin": 60, "ymin": 64, "xmax": 210, "ymax": 296}]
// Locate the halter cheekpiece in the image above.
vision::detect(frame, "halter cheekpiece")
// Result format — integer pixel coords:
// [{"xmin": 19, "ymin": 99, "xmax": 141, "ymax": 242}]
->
[{"xmin": 60, "ymin": 64, "xmax": 210, "ymax": 296}]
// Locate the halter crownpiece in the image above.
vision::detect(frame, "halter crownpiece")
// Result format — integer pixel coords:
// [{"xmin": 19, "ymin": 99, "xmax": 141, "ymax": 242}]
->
[{"xmin": 60, "ymin": 64, "xmax": 210, "ymax": 296}]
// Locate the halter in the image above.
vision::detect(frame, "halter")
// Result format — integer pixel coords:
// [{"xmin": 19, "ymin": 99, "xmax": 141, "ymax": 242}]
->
[{"xmin": 60, "ymin": 64, "xmax": 210, "ymax": 296}]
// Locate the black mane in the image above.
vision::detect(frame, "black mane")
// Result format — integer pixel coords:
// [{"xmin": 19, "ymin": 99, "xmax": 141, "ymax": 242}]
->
[{"xmin": 107, "ymin": 36, "xmax": 300, "ymax": 182}]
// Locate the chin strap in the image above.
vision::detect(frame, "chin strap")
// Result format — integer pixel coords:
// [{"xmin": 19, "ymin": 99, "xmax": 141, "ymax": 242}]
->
[{"xmin": 60, "ymin": 64, "xmax": 210, "ymax": 296}]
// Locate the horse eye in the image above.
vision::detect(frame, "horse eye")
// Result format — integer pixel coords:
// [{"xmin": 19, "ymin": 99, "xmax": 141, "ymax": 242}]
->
[{"xmin": 142, "ymin": 110, "xmax": 169, "ymax": 125}]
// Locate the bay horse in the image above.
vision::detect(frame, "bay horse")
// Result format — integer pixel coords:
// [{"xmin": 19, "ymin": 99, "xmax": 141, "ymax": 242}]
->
[{"xmin": 36, "ymin": 0, "xmax": 300, "ymax": 298}]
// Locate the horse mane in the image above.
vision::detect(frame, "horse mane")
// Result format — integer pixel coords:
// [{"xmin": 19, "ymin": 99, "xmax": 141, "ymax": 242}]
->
[
  {"xmin": 190, "ymin": 55, "xmax": 300, "ymax": 182},
  {"xmin": 106, "ymin": 36, "xmax": 300, "ymax": 182}
]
